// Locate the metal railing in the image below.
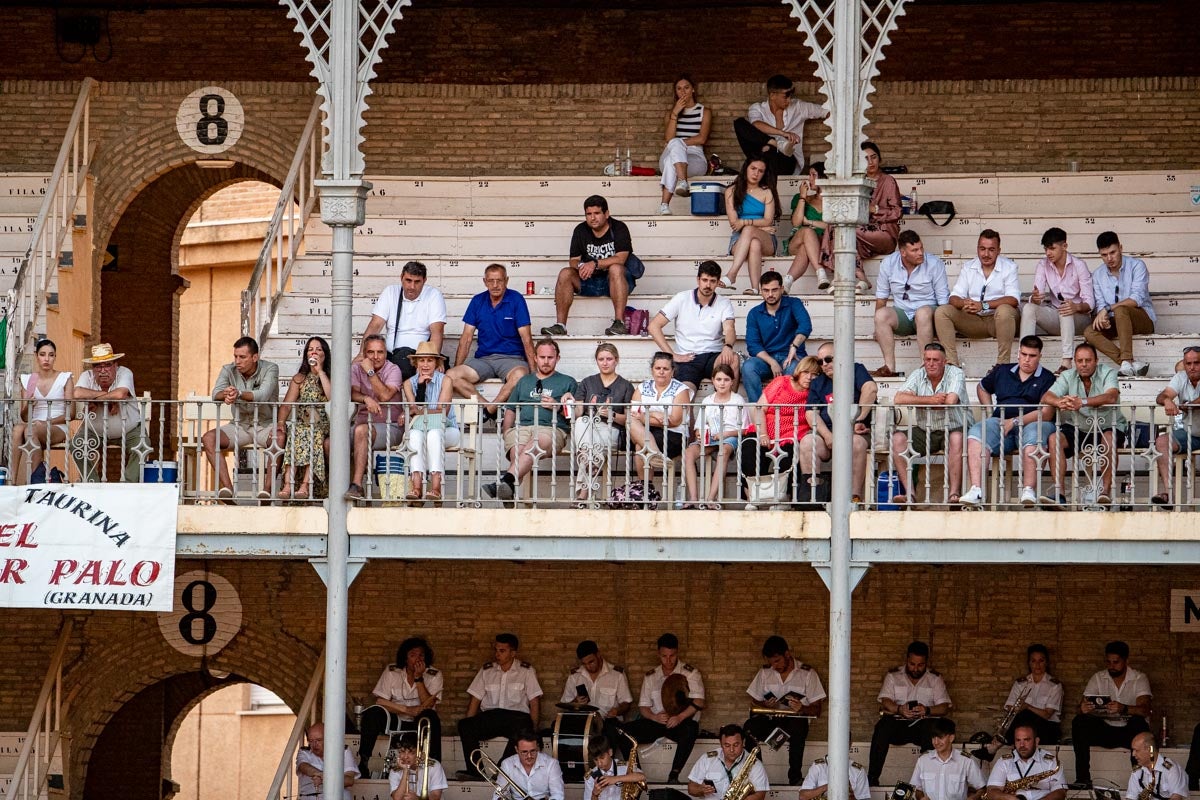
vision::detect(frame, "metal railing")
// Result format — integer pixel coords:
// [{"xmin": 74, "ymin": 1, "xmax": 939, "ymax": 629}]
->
[
  {"xmin": 3, "ymin": 396, "xmax": 1197, "ymax": 512},
  {"xmin": 240, "ymin": 98, "xmax": 323, "ymax": 346},
  {"xmin": 1, "ymin": 619, "xmax": 72, "ymax": 800},
  {"xmin": 265, "ymin": 649, "xmax": 324, "ymax": 800},
  {"xmin": 4, "ymin": 78, "xmax": 96, "ymax": 396}
]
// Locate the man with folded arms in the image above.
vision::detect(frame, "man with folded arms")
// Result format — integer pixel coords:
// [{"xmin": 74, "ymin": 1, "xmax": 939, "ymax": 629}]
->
[
  {"xmin": 870, "ymin": 230, "xmax": 949, "ymax": 379},
  {"xmin": 934, "ymin": 230, "xmax": 1020, "ymax": 370}
]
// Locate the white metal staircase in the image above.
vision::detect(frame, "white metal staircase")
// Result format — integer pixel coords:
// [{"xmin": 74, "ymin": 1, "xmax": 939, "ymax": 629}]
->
[{"xmin": 0, "ymin": 620, "xmax": 72, "ymax": 800}]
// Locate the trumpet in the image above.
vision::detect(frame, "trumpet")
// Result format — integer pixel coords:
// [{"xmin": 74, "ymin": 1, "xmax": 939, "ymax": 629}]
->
[
  {"xmin": 969, "ymin": 682, "xmax": 1032, "ymax": 755},
  {"xmin": 471, "ymin": 749, "xmax": 537, "ymax": 800}
]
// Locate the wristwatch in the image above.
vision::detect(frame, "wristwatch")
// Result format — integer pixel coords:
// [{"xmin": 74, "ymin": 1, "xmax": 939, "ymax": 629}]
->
[
  {"xmin": 981, "ymin": 301, "xmax": 991, "ymax": 312},
  {"xmin": 366, "ymin": 368, "xmax": 376, "ymax": 377}
]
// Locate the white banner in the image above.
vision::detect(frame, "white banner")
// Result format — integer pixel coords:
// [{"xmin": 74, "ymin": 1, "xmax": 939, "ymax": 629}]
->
[{"xmin": 0, "ymin": 484, "xmax": 177, "ymax": 611}]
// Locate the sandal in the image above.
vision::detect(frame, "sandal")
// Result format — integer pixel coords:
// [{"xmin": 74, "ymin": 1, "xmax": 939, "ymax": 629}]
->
[
  {"xmin": 294, "ymin": 483, "xmax": 311, "ymax": 500},
  {"xmin": 1152, "ymin": 493, "xmax": 1173, "ymax": 509},
  {"xmin": 426, "ymin": 489, "xmax": 442, "ymax": 503},
  {"xmin": 406, "ymin": 485, "xmax": 425, "ymax": 503},
  {"xmin": 742, "ymin": 287, "xmax": 757, "ymax": 295},
  {"xmin": 278, "ymin": 486, "xmax": 293, "ymax": 500}
]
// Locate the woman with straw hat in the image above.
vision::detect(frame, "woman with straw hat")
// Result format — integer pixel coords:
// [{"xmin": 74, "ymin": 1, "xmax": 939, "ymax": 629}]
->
[{"xmin": 400, "ymin": 341, "xmax": 459, "ymax": 504}]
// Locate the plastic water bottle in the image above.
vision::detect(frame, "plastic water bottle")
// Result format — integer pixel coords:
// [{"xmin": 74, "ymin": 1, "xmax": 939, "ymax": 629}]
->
[
  {"xmin": 909, "ymin": 186, "xmax": 919, "ymax": 213},
  {"xmin": 623, "ymin": 148, "xmax": 632, "ymax": 177},
  {"xmin": 613, "ymin": 148, "xmax": 621, "ymax": 177}
]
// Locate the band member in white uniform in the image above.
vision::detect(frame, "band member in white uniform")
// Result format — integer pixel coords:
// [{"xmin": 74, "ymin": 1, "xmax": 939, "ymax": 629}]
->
[
  {"xmin": 1127, "ymin": 733, "xmax": 1188, "ymax": 800},
  {"xmin": 984, "ymin": 724, "xmax": 1066, "ymax": 800},
  {"xmin": 687, "ymin": 724, "xmax": 769, "ymax": 800},
  {"xmin": 389, "ymin": 733, "xmax": 449, "ymax": 800},
  {"xmin": 743, "ymin": 635, "xmax": 825, "ymax": 784},
  {"xmin": 296, "ymin": 723, "xmax": 357, "ymax": 800},
  {"xmin": 799, "ymin": 756, "xmax": 871, "ymax": 800},
  {"xmin": 584, "ymin": 736, "xmax": 646, "ymax": 800},
  {"xmin": 560, "ymin": 640, "xmax": 633, "ymax": 748},
  {"xmin": 459, "ymin": 633, "xmax": 543, "ymax": 777},
  {"xmin": 494, "ymin": 730, "xmax": 566, "ymax": 800},
  {"xmin": 1072, "ymin": 641, "xmax": 1151, "ymax": 786},
  {"xmin": 909, "ymin": 719, "xmax": 984, "ymax": 800},
  {"xmin": 360, "ymin": 637, "xmax": 444, "ymax": 776},
  {"xmin": 868, "ymin": 641, "xmax": 952, "ymax": 786},
  {"xmin": 622, "ymin": 632, "xmax": 706, "ymax": 784}
]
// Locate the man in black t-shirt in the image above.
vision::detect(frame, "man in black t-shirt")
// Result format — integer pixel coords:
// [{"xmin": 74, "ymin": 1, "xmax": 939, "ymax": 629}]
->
[{"xmin": 542, "ymin": 195, "xmax": 645, "ymax": 338}]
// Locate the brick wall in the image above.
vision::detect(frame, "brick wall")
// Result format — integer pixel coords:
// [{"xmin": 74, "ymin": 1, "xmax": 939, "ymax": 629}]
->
[{"xmin": 3, "ymin": 561, "xmax": 1199, "ymax": 798}]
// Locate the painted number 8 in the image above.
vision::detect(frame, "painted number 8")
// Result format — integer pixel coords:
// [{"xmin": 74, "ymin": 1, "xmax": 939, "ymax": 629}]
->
[
  {"xmin": 196, "ymin": 94, "xmax": 228, "ymax": 146},
  {"xmin": 179, "ymin": 579, "xmax": 218, "ymax": 645}
]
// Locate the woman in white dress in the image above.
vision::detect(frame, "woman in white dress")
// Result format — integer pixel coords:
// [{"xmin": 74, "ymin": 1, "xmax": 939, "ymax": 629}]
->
[{"xmin": 11, "ymin": 338, "xmax": 74, "ymax": 483}]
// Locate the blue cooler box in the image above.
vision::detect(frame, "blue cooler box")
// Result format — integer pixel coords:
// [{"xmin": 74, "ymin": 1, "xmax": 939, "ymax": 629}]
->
[
  {"xmin": 143, "ymin": 460, "xmax": 179, "ymax": 483},
  {"xmin": 690, "ymin": 181, "xmax": 727, "ymax": 216}
]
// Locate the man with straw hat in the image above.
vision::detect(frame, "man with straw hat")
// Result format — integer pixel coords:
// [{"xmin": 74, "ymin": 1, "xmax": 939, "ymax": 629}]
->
[{"xmin": 70, "ymin": 343, "xmax": 145, "ymax": 482}]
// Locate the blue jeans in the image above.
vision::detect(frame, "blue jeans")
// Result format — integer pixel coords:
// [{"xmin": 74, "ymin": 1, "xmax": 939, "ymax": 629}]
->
[
  {"xmin": 742, "ymin": 353, "xmax": 791, "ymax": 401},
  {"xmin": 968, "ymin": 417, "xmax": 1054, "ymax": 455}
]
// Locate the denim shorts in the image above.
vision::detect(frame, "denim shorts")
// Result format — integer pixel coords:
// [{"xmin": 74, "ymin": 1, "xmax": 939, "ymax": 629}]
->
[
  {"xmin": 1171, "ymin": 427, "xmax": 1200, "ymax": 453},
  {"xmin": 968, "ymin": 417, "xmax": 1054, "ymax": 454}
]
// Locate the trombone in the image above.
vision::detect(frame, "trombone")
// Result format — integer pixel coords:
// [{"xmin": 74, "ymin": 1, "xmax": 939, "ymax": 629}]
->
[{"xmin": 470, "ymin": 749, "xmax": 537, "ymax": 800}]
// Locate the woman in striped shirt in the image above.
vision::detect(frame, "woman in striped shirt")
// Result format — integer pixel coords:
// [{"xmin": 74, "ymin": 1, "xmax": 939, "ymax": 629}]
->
[{"xmin": 658, "ymin": 75, "xmax": 711, "ymax": 215}]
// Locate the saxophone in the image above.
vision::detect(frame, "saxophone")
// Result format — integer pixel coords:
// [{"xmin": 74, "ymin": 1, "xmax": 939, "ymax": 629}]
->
[
  {"xmin": 980, "ymin": 761, "xmax": 1061, "ymax": 800},
  {"xmin": 725, "ymin": 746, "xmax": 762, "ymax": 800},
  {"xmin": 1136, "ymin": 768, "xmax": 1158, "ymax": 800},
  {"xmin": 621, "ymin": 732, "xmax": 647, "ymax": 800}
]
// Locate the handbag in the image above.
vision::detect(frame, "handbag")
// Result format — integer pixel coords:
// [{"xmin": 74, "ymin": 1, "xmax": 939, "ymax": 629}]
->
[
  {"xmin": 410, "ymin": 412, "xmax": 447, "ymax": 432},
  {"xmin": 746, "ymin": 474, "xmax": 787, "ymax": 504},
  {"xmin": 918, "ymin": 200, "xmax": 957, "ymax": 227}
]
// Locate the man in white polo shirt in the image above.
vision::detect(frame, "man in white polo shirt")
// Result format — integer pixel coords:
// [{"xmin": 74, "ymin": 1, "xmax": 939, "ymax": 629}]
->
[
  {"xmin": 358, "ymin": 260, "xmax": 447, "ymax": 380},
  {"xmin": 871, "ymin": 230, "xmax": 950, "ymax": 378},
  {"xmin": 934, "ymin": 230, "xmax": 1021, "ymax": 369},
  {"xmin": 649, "ymin": 260, "xmax": 738, "ymax": 390}
]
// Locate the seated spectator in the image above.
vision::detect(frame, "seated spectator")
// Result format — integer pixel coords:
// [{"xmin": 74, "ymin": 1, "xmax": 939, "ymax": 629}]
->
[
  {"xmin": 871, "ymin": 230, "xmax": 950, "ymax": 378},
  {"xmin": 71, "ymin": 343, "xmax": 146, "ymax": 483},
  {"xmin": 1084, "ymin": 231, "xmax": 1156, "ymax": 376},
  {"xmin": 344, "ymin": 334, "xmax": 405, "ymax": 501},
  {"xmin": 889, "ymin": 342, "xmax": 968, "ymax": 505},
  {"xmin": 782, "ymin": 162, "xmax": 829, "ymax": 293},
  {"xmin": 482, "ymin": 339, "xmax": 577, "ymax": 505},
  {"xmin": 733, "ymin": 74, "xmax": 827, "ymax": 178},
  {"xmin": 1040, "ymin": 342, "xmax": 1126, "ymax": 507},
  {"xmin": 201, "ymin": 336, "xmax": 282, "ymax": 500},
  {"xmin": 448, "ymin": 263, "xmax": 535, "ymax": 419},
  {"xmin": 649, "ymin": 261, "xmax": 738, "ymax": 390},
  {"xmin": 1020, "ymin": 227, "xmax": 1093, "ymax": 374},
  {"xmin": 799, "ymin": 342, "xmax": 878, "ymax": 503},
  {"xmin": 934, "ymin": 230, "xmax": 1020, "ymax": 369},
  {"xmin": 960, "ymin": 335, "xmax": 1057, "ymax": 508},
  {"xmin": 739, "ymin": 356, "xmax": 822, "ymax": 505},
  {"xmin": 627, "ymin": 352, "xmax": 694, "ymax": 487},
  {"xmin": 820, "ymin": 141, "xmax": 900, "ymax": 291},
  {"xmin": 357, "ymin": 260, "xmax": 446, "ymax": 381},
  {"xmin": 683, "ymin": 364, "xmax": 748, "ymax": 508},
  {"xmin": 544, "ymin": 196, "xmax": 644, "ymax": 337},
  {"xmin": 1152, "ymin": 345, "xmax": 1200, "ymax": 508},
  {"xmin": 658, "ymin": 75, "xmax": 711, "ymax": 214},
  {"xmin": 722, "ymin": 156, "xmax": 779, "ymax": 295},
  {"xmin": 743, "ymin": 270, "xmax": 812, "ymax": 401},
  {"xmin": 11, "ymin": 338, "xmax": 73, "ymax": 484},
  {"xmin": 563, "ymin": 343, "xmax": 634, "ymax": 505},
  {"xmin": 402, "ymin": 341, "xmax": 459, "ymax": 505},
  {"xmin": 279, "ymin": 336, "xmax": 332, "ymax": 500}
]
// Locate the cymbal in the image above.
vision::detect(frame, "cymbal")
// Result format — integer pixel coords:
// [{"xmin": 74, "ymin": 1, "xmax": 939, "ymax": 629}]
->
[{"xmin": 556, "ymin": 702, "xmax": 599, "ymax": 712}]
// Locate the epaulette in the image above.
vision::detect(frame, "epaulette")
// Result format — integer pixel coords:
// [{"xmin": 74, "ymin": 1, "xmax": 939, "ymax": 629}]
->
[
  {"xmin": 851, "ymin": 762, "xmax": 863, "ymax": 771},
  {"xmin": 1043, "ymin": 753, "xmax": 1058, "ymax": 764},
  {"xmin": 813, "ymin": 757, "xmax": 827, "ymax": 765},
  {"xmin": 889, "ymin": 666, "xmax": 903, "ymax": 673},
  {"xmin": 520, "ymin": 661, "xmax": 532, "ymax": 668},
  {"xmin": 1048, "ymin": 676, "xmax": 1060, "ymax": 684},
  {"xmin": 483, "ymin": 661, "xmax": 494, "ymax": 669},
  {"xmin": 1015, "ymin": 676, "xmax": 1029, "ymax": 684},
  {"xmin": 647, "ymin": 668, "xmax": 657, "ymax": 676},
  {"xmin": 426, "ymin": 667, "xmax": 439, "ymax": 676},
  {"xmin": 800, "ymin": 663, "xmax": 812, "ymax": 671},
  {"xmin": 707, "ymin": 750, "xmax": 719, "ymax": 758},
  {"xmin": 683, "ymin": 663, "xmax": 696, "ymax": 672},
  {"xmin": 1002, "ymin": 752, "xmax": 1015, "ymax": 760},
  {"xmin": 1162, "ymin": 758, "xmax": 1176, "ymax": 770},
  {"xmin": 613, "ymin": 665, "xmax": 624, "ymax": 673},
  {"xmin": 928, "ymin": 669, "xmax": 941, "ymax": 676},
  {"xmin": 387, "ymin": 663, "xmax": 400, "ymax": 671}
]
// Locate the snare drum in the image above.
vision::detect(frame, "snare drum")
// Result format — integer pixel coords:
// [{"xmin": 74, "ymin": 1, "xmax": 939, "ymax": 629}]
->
[{"xmin": 552, "ymin": 711, "xmax": 603, "ymax": 780}]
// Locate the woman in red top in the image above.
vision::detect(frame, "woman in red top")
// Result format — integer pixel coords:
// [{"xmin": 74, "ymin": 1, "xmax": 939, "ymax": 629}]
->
[{"xmin": 738, "ymin": 355, "xmax": 821, "ymax": 505}]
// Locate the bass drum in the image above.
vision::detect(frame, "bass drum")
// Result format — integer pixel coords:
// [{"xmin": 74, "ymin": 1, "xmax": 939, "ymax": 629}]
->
[{"xmin": 552, "ymin": 711, "xmax": 603, "ymax": 780}]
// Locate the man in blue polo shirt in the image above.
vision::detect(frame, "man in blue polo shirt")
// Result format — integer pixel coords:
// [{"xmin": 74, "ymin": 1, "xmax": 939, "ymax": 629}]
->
[
  {"xmin": 448, "ymin": 263, "xmax": 536, "ymax": 418},
  {"xmin": 798, "ymin": 341, "xmax": 877, "ymax": 503},
  {"xmin": 743, "ymin": 270, "xmax": 813, "ymax": 401},
  {"xmin": 959, "ymin": 335, "xmax": 1057, "ymax": 508}
]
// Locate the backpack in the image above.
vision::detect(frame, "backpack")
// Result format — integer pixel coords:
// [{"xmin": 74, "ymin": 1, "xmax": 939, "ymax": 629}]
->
[{"xmin": 607, "ymin": 481, "xmax": 662, "ymax": 510}]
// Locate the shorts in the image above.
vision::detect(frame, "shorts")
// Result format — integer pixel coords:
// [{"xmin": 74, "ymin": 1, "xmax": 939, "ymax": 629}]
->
[
  {"xmin": 214, "ymin": 422, "xmax": 275, "ymax": 448},
  {"xmin": 1055, "ymin": 423, "xmax": 1127, "ymax": 459},
  {"xmin": 650, "ymin": 427, "xmax": 687, "ymax": 459},
  {"xmin": 503, "ymin": 425, "xmax": 568, "ymax": 456},
  {"xmin": 1171, "ymin": 428, "xmax": 1200, "ymax": 453},
  {"xmin": 968, "ymin": 417, "xmax": 1054, "ymax": 455},
  {"xmin": 674, "ymin": 351, "xmax": 722, "ymax": 387},
  {"xmin": 464, "ymin": 354, "xmax": 528, "ymax": 382},
  {"xmin": 579, "ymin": 263, "xmax": 638, "ymax": 297},
  {"xmin": 356, "ymin": 421, "xmax": 404, "ymax": 450},
  {"xmin": 907, "ymin": 426, "xmax": 950, "ymax": 455},
  {"xmin": 728, "ymin": 232, "xmax": 778, "ymax": 255},
  {"xmin": 894, "ymin": 305, "xmax": 937, "ymax": 337}
]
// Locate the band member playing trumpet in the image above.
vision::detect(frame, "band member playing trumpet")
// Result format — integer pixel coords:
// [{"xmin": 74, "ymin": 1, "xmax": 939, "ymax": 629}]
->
[
  {"xmin": 493, "ymin": 730, "xmax": 565, "ymax": 800},
  {"xmin": 799, "ymin": 755, "xmax": 871, "ymax": 800},
  {"xmin": 360, "ymin": 637, "xmax": 444, "ymax": 777},
  {"xmin": 743, "ymin": 635, "xmax": 825, "ymax": 785},
  {"xmin": 389, "ymin": 733, "xmax": 449, "ymax": 800},
  {"xmin": 1128, "ymin": 733, "xmax": 1188, "ymax": 800},
  {"xmin": 622, "ymin": 633, "xmax": 706, "ymax": 784},
  {"xmin": 984, "ymin": 724, "xmax": 1066, "ymax": 800},
  {"xmin": 909, "ymin": 719, "xmax": 984, "ymax": 800},
  {"xmin": 458, "ymin": 633, "xmax": 544, "ymax": 779},
  {"xmin": 561, "ymin": 640, "xmax": 634, "ymax": 747},
  {"xmin": 868, "ymin": 641, "xmax": 952, "ymax": 787},
  {"xmin": 585, "ymin": 736, "xmax": 647, "ymax": 800},
  {"xmin": 687, "ymin": 724, "xmax": 769, "ymax": 800},
  {"xmin": 1071, "ymin": 641, "xmax": 1151, "ymax": 787}
]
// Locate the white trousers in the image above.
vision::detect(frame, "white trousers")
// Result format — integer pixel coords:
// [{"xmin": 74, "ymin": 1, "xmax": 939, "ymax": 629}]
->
[
  {"xmin": 407, "ymin": 425, "xmax": 462, "ymax": 474},
  {"xmin": 658, "ymin": 138, "xmax": 707, "ymax": 193},
  {"xmin": 1019, "ymin": 302, "xmax": 1093, "ymax": 360}
]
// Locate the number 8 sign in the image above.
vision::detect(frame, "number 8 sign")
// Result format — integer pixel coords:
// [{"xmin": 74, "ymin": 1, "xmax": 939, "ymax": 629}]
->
[
  {"xmin": 176, "ymin": 86, "xmax": 244, "ymax": 155},
  {"xmin": 158, "ymin": 569, "xmax": 242, "ymax": 657}
]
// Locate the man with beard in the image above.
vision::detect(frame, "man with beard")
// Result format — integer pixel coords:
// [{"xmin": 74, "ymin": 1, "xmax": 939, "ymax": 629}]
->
[
  {"xmin": 984, "ymin": 724, "xmax": 1067, "ymax": 800},
  {"xmin": 867, "ymin": 641, "xmax": 952, "ymax": 786},
  {"xmin": 1071, "ymin": 641, "xmax": 1151, "ymax": 787}
]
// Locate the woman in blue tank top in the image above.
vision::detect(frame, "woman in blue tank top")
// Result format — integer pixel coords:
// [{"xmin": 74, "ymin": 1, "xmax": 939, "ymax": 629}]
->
[{"xmin": 723, "ymin": 155, "xmax": 779, "ymax": 294}]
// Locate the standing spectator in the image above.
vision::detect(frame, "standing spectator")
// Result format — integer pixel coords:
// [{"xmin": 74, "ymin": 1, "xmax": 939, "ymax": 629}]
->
[
  {"xmin": 682, "ymin": 364, "xmax": 747, "ymax": 507},
  {"xmin": 739, "ymin": 356, "xmax": 822, "ymax": 506},
  {"xmin": 889, "ymin": 342, "xmax": 969, "ymax": 505},
  {"xmin": 1020, "ymin": 227, "xmax": 1094, "ymax": 374},
  {"xmin": 563, "ymin": 343, "xmax": 634, "ymax": 505},
  {"xmin": 722, "ymin": 156, "xmax": 779, "ymax": 295},
  {"xmin": 201, "ymin": 336, "xmax": 282, "ymax": 500},
  {"xmin": 344, "ymin": 334, "xmax": 405, "ymax": 501},
  {"xmin": 800, "ymin": 342, "xmax": 878, "ymax": 503},
  {"xmin": 627, "ymin": 352, "xmax": 694, "ymax": 488},
  {"xmin": 820, "ymin": 141, "xmax": 901, "ymax": 291},
  {"xmin": 279, "ymin": 335, "xmax": 331, "ymax": 500},
  {"xmin": 871, "ymin": 231, "xmax": 950, "ymax": 378},
  {"xmin": 448, "ymin": 263, "xmax": 536, "ymax": 419},
  {"xmin": 658, "ymin": 75, "xmax": 712, "ymax": 214},
  {"xmin": 401, "ymin": 341, "xmax": 459, "ymax": 505},
  {"xmin": 357, "ymin": 260, "xmax": 447, "ymax": 380},
  {"xmin": 1084, "ymin": 231, "xmax": 1156, "ymax": 376},
  {"xmin": 1151, "ymin": 345, "xmax": 1200, "ymax": 508},
  {"xmin": 733, "ymin": 74, "xmax": 827, "ymax": 178},
  {"xmin": 934, "ymin": 230, "xmax": 1021, "ymax": 368},
  {"xmin": 782, "ymin": 162, "xmax": 829, "ymax": 293},
  {"xmin": 649, "ymin": 261, "xmax": 738, "ymax": 390},
  {"xmin": 545, "ymin": 196, "xmax": 644, "ymax": 337},
  {"xmin": 11, "ymin": 338, "xmax": 73, "ymax": 484},
  {"xmin": 743, "ymin": 270, "xmax": 812, "ymax": 401}
]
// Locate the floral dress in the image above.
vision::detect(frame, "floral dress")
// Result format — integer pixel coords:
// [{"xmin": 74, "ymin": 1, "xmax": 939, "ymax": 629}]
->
[{"xmin": 283, "ymin": 372, "xmax": 330, "ymax": 482}]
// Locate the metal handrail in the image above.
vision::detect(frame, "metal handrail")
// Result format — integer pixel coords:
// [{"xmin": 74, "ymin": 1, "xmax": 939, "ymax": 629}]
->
[
  {"xmin": 2, "ymin": 618, "xmax": 73, "ymax": 800},
  {"xmin": 241, "ymin": 98, "xmax": 323, "ymax": 346},
  {"xmin": 4, "ymin": 78, "xmax": 96, "ymax": 396},
  {"xmin": 265, "ymin": 648, "xmax": 325, "ymax": 800}
]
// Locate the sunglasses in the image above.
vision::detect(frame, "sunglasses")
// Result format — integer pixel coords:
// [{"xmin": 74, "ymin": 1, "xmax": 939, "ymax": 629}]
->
[
  {"xmin": 820, "ymin": 356, "xmax": 835, "ymax": 365},
  {"xmin": 1184, "ymin": 347, "xmax": 1200, "ymax": 355},
  {"xmin": 902, "ymin": 282, "xmax": 910, "ymax": 302}
]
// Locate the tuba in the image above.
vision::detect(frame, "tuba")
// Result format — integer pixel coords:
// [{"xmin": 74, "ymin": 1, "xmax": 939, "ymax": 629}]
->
[
  {"xmin": 471, "ymin": 749, "xmax": 537, "ymax": 800},
  {"xmin": 725, "ymin": 746, "xmax": 762, "ymax": 800},
  {"xmin": 621, "ymin": 732, "xmax": 647, "ymax": 800}
]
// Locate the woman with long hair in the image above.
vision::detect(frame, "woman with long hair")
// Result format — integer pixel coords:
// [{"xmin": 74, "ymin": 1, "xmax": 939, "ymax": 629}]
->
[
  {"xmin": 739, "ymin": 355, "xmax": 822, "ymax": 506},
  {"xmin": 782, "ymin": 161, "xmax": 830, "ymax": 293},
  {"xmin": 279, "ymin": 336, "xmax": 332, "ymax": 499},
  {"xmin": 722, "ymin": 155, "xmax": 780, "ymax": 294},
  {"xmin": 563, "ymin": 342, "xmax": 634, "ymax": 504},
  {"xmin": 11, "ymin": 338, "xmax": 73, "ymax": 483},
  {"xmin": 657, "ymin": 75, "xmax": 712, "ymax": 215}
]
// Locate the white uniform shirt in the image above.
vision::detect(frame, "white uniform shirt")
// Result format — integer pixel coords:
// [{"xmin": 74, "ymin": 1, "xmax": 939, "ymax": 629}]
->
[
  {"xmin": 909, "ymin": 749, "xmax": 984, "ymax": 800},
  {"xmin": 372, "ymin": 665, "xmax": 445, "ymax": 718},
  {"xmin": 1082, "ymin": 667, "xmax": 1151, "ymax": 728},
  {"xmin": 1125, "ymin": 756, "xmax": 1189, "ymax": 800},
  {"xmin": 77, "ymin": 366, "xmax": 142, "ymax": 426},
  {"xmin": 1004, "ymin": 674, "xmax": 1063, "ymax": 723},
  {"xmin": 1166, "ymin": 371, "xmax": 1200, "ymax": 436},
  {"xmin": 659, "ymin": 289, "xmax": 735, "ymax": 355},
  {"xmin": 875, "ymin": 252, "xmax": 950, "ymax": 317},
  {"xmin": 467, "ymin": 660, "xmax": 543, "ymax": 713},
  {"xmin": 949, "ymin": 256, "xmax": 1022, "ymax": 313},
  {"xmin": 638, "ymin": 661, "xmax": 706, "ymax": 722},
  {"xmin": 986, "ymin": 749, "xmax": 1066, "ymax": 800},
  {"xmin": 877, "ymin": 668, "xmax": 952, "ymax": 709},
  {"xmin": 801, "ymin": 758, "xmax": 870, "ymax": 800},
  {"xmin": 745, "ymin": 662, "xmax": 827, "ymax": 706},
  {"xmin": 584, "ymin": 762, "xmax": 632, "ymax": 800},
  {"xmin": 371, "ymin": 284, "xmax": 449, "ymax": 351},
  {"xmin": 559, "ymin": 660, "xmax": 633, "ymax": 717},
  {"xmin": 389, "ymin": 758, "xmax": 450, "ymax": 796},
  {"xmin": 494, "ymin": 752, "xmax": 565, "ymax": 800},
  {"xmin": 687, "ymin": 749, "xmax": 770, "ymax": 800},
  {"xmin": 296, "ymin": 746, "xmax": 356, "ymax": 800}
]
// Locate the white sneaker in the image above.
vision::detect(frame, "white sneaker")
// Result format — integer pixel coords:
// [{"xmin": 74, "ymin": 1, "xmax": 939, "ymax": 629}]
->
[
  {"xmin": 959, "ymin": 486, "xmax": 984, "ymax": 507},
  {"xmin": 675, "ymin": 180, "xmax": 691, "ymax": 197},
  {"xmin": 657, "ymin": 203, "xmax": 672, "ymax": 215},
  {"xmin": 1118, "ymin": 360, "xmax": 1135, "ymax": 376},
  {"xmin": 855, "ymin": 279, "xmax": 871, "ymax": 292},
  {"xmin": 1019, "ymin": 486, "xmax": 1037, "ymax": 507},
  {"xmin": 1132, "ymin": 360, "xmax": 1149, "ymax": 376},
  {"xmin": 816, "ymin": 268, "xmax": 832, "ymax": 290},
  {"xmin": 781, "ymin": 275, "xmax": 794, "ymax": 294}
]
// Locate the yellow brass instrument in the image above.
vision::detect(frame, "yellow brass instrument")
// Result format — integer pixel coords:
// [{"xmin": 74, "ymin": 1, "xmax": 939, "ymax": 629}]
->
[
  {"xmin": 471, "ymin": 749, "xmax": 536, "ymax": 800},
  {"xmin": 970, "ymin": 682, "xmax": 1032, "ymax": 755},
  {"xmin": 980, "ymin": 761, "xmax": 1061, "ymax": 800},
  {"xmin": 417, "ymin": 717, "xmax": 432, "ymax": 800},
  {"xmin": 725, "ymin": 746, "xmax": 761, "ymax": 800},
  {"xmin": 621, "ymin": 731, "xmax": 647, "ymax": 800},
  {"xmin": 748, "ymin": 704, "xmax": 815, "ymax": 718},
  {"xmin": 1136, "ymin": 764, "xmax": 1158, "ymax": 800}
]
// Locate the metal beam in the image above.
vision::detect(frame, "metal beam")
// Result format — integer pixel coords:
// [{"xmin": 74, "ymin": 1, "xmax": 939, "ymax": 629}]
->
[
  {"xmin": 852, "ymin": 538, "xmax": 1200, "ymax": 564},
  {"xmin": 176, "ymin": 534, "xmax": 327, "ymax": 558}
]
